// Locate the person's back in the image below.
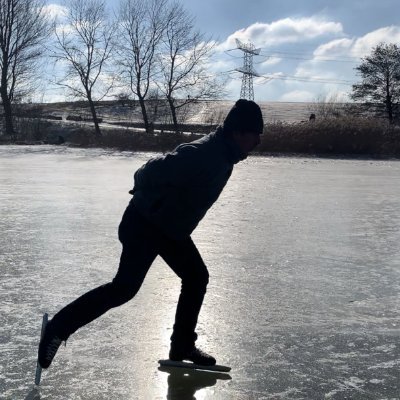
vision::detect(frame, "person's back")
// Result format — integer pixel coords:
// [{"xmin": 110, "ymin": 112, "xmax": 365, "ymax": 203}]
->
[{"xmin": 131, "ymin": 127, "xmax": 244, "ymax": 239}]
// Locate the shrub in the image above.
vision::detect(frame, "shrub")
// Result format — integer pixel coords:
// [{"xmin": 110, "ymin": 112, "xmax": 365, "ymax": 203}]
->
[{"xmin": 260, "ymin": 117, "xmax": 399, "ymax": 156}]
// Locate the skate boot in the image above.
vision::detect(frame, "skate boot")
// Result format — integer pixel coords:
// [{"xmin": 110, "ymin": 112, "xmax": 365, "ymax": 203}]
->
[
  {"xmin": 38, "ymin": 320, "xmax": 64, "ymax": 369},
  {"xmin": 169, "ymin": 345, "xmax": 216, "ymax": 366}
]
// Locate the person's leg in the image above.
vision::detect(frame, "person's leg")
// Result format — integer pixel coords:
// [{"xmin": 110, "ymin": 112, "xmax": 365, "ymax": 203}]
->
[
  {"xmin": 39, "ymin": 205, "xmax": 158, "ymax": 368},
  {"xmin": 158, "ymin": 236, "xmax": 209, "ymax": 352},
  {"xmin": 51, "ymin": 205, "xmax": 158, "ymax": 339}
]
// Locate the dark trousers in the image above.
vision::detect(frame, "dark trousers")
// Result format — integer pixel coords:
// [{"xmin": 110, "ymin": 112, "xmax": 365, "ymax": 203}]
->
[{"xmin": 51, "ymin": 203, "xmax": 209, "ymax": 349}]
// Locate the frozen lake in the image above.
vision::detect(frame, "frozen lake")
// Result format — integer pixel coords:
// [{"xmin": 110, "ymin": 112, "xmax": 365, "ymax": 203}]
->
[{"xmin": 1, "ymin": 145, "xmax": 399, "ymax": 400}]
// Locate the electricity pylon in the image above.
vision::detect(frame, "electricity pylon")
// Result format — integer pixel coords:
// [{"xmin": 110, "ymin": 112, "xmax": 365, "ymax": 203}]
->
[{"xmin": 235, "ymin": 39, "xmax": 260, "ymax": 100}]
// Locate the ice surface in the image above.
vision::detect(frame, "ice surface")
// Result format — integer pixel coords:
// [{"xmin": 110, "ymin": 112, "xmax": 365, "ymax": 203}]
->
[{"xmin": 1, "ymin": 145, "xmax": 399, "ymax": 399}]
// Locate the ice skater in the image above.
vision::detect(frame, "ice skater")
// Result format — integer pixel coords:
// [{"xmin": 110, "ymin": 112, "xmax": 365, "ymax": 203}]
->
[{"xmin": 38, "ymin": 99, "xmax": 264, "ymax": 369}]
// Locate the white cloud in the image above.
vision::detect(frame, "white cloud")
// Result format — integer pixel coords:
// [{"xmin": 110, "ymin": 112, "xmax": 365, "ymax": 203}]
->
[
  {"xmin": 43, "ymin": 3, "xmax": 68, "ymax": 20},
  {"xmin": 313, "ymin": 38, "xmax": 355, "ymax": 57},
  {"xmin": 259, "ymin": 57, "xmax": 282, "ymax": 68},
  {"xmin": 274, "ymin": 25, "xmax": 400, "ymax": 102},
  {"xmin": 218, "ymin": 22, "xmax": 400, "ymax": 101},
  {"xmin": 296, "ymin": 25, "xmax": 400, "ymax": 83},
  {"xmin": 351, "ymin": 26, "xmax": 400, "ymax": 57},
  {"xmin": 207, "ymin": 58, "xmax": 235, "ymax": 73},
  {"xmin": 314, "ymin": 26, "xmax": 400, "ymax": 59},
  {"xmin": 217, "ymin": 17, "xmax": 343, "ymax": 51}
]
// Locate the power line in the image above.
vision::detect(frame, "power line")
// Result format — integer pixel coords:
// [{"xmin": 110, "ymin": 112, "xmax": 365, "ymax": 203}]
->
[
  {"xmin": 257, "ymin": 73, "xmax": 353, "ymax": 86},
  {"xmin": 225, "ymin": 48, "xmax": 362, "ymax": 63},
  {"xmin": 223, "ymin": 45, "xmax": 358, "ymax": 88},
  {"xmin": 258, "ymin": 52, "xmax": 359, "ymax": 63},
  {"xmin": 226, "ymin": 69, "xmax": 353, "ymax": 86}
]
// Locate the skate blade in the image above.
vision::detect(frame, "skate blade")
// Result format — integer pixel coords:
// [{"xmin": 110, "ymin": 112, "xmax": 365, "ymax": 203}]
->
[
  {"xmin": 34, "ymin": 313, "xmax": 48, "ymax": 385},
  {"xmin": 158, "ymin": 359, "xmax": 231, "ymax": 372}
]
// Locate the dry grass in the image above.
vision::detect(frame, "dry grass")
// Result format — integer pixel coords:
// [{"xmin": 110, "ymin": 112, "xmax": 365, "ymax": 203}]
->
[
  {"xmin": 64, "ymin": 117, "xmax": 400, "ymax": 157},
  {"xmin": 260, "ymin": 117, "xmax": 400, "ymax": 157}
]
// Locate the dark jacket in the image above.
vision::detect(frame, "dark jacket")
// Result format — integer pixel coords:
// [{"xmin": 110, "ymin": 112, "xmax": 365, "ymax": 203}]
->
[{"xmin": 130, "ymin": 127, "xmax": 244, "ymax": 239}]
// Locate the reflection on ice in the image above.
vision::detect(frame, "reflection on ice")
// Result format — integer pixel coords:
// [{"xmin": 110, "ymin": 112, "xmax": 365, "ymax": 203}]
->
[
  {"xmin": 1, "ymin": 146, "xmax": 400, "ymax": 399},
  {"xmin": 158, "ymin": 366, "xmax": 231, "ymax": 399},
  {"xmin": 24, "ymin": 387, "xmax": 40, "ymax": 400}
]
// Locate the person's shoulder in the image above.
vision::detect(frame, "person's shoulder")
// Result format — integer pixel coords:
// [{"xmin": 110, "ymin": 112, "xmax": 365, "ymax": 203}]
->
[
  {"xmin": 179, "ymin": 132, "xmax": 213, "ymax": 148},
  {"xmin": 174, "ymin": 133, "xmax": 213, "ymax": 155},
  {"xmin": 174, "ymin": 130, "xmax": 227, "ymax": 162}
]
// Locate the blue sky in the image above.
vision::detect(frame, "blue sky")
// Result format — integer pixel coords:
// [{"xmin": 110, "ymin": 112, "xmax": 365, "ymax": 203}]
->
[{"xmin": 45, "ymin": 0, "xmax": 400, "ymax": 103}]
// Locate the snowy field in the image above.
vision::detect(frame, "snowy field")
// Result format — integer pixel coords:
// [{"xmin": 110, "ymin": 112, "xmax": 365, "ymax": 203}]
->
[
  {"xmin": 0, "ymin": 145, "xmax": 399, "ymax": 400},
  {"xmin": 184, "ymin": 101, "xmax": 315, "ymax": 124},
  {"xmin": 26, "ymin": 100, "xmax": 316, "ymax": 126}
]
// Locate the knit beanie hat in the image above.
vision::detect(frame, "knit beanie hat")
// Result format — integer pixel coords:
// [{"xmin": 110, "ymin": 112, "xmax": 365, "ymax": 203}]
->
[{"xmin": 223, "ymin": 99, "xmax": 264, "ymax": 134}]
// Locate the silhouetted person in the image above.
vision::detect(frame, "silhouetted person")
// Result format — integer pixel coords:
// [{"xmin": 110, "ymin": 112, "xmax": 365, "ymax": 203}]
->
[{"xmin": 38, "ymin": 99, "xmax": 264, "ymax": 369}]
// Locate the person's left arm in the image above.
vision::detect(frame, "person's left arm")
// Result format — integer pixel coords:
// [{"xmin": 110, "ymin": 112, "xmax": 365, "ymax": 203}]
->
[{"xmin": 133, "ymin": 144, "xmax": 206, "ymax": 191}]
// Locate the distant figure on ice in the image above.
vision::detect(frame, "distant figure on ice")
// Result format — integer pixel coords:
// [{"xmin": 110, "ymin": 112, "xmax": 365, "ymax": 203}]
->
[
  {"xmin": 38, "ymin": 99, "xmax": 264, "ymax": 369},
  {"xmin": 309, "ymin": 113, "xmax": 316, "ymax": 122}
]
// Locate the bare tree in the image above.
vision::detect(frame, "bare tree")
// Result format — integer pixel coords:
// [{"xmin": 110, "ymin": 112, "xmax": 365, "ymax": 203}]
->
[
  {"xmin": 351, "ymin": 42, "xmax": 400, "ymax": 123},
  {"xmin": 116, "ymin": 0, "xmax": 168, "ymax": 133},
  {"xmin": 158, "ymin": 2, "xmax": 225, "ymax": 132},
  {"xmin": 310, "ymin": 93, "xmax": 348, "ymax": 119},
  {"xmin": 0, "ymin": 0, "xmax": 50, "ymax": 136},
  {"xmin": 52, "ymin": 0, "xmax": 115, "ymax": 137}
]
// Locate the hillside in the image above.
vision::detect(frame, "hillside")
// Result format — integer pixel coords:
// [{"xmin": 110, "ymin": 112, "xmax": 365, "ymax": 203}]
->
[{"xmin": 13, "ymin": 99, "xmax": 316, "ymax": 126}]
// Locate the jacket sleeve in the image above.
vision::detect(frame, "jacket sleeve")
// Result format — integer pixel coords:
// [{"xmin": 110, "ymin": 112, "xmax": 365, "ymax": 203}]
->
[{"xmin": 133, "ymin": 144, "xmax": 206, "ymax": 190}]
